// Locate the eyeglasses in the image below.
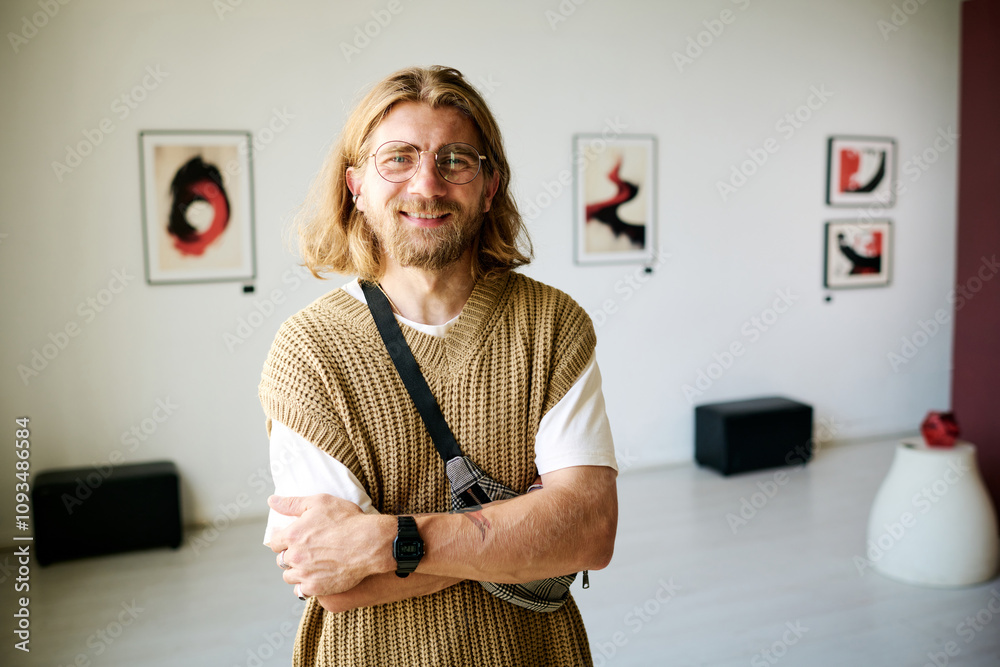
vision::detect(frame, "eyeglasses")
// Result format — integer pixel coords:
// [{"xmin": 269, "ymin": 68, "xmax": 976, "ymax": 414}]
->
[{"xmin": 367, "ymin": 141, "xmax": 486, "ymax": 185}]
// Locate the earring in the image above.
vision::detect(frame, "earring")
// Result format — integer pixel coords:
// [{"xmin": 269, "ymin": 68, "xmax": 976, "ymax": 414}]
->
[{"xmin": 352, "ymin": 194, "xmax": 360, "ymax": 204}]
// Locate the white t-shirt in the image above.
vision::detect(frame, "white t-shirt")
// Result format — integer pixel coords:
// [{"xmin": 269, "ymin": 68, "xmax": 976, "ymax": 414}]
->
[{"xmin": 263, "ymin": 279, "xmax": 617, "ymax": 544}]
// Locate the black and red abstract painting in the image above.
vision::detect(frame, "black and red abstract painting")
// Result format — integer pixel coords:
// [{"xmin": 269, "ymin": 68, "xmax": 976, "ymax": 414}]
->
[
  {"xmin": 826, "ymin": 136, "xmax": 897, "ymax": 207},
  {"xmin": 574, "ymin": 135, "xmax": 655, "ymax": 265},
  {"xmin": 824, "ymin": 220, "xmax": 892, "ymax": 289},
  {"xmin": 140, "ymin": 131, "xmax": 256, "ymax": 285}
]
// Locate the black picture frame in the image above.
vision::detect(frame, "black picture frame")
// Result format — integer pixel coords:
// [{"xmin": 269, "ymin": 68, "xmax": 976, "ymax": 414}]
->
[
  {"xmin": 826, "ymin": 136, "xmax": 897, "ymax": 208},
  {"xmin": 823, "ymin": 219, "xmax": 892, "ymax": 289}
]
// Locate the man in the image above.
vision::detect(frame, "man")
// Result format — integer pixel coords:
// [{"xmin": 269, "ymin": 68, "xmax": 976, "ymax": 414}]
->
[{"xmin": 260, "ymin": 65, "xmax": 618, "ymax": 666}]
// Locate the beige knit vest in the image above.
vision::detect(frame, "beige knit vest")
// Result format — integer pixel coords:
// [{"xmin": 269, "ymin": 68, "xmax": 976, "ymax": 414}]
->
[{"xmin": 259, "ymin": 272, "xmax": 597, "ymax": 667}]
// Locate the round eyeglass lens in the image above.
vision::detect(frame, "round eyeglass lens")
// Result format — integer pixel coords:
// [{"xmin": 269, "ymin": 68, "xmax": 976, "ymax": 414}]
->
[
  {"xmin": 435, "ymin": 143, "xmax": 482, "ymax": 184},
  {"xmin": 374, "ymin": 142, "xmax": 419, "ymax": 182}
]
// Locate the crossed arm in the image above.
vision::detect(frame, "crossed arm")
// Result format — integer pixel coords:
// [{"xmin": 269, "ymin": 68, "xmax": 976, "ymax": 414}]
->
[{"xmin": 267, "ymin": 464, "xmax": 618, "ymax": 613}]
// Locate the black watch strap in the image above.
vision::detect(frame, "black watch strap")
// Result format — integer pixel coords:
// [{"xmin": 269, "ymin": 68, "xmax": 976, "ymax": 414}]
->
[{"xmin": 393, "ymin": 516, "xmax": 423, "ymax": 578}]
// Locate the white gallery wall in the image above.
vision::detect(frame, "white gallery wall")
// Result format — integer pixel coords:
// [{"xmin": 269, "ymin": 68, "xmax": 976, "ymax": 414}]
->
[{"xmin": 0, "ymin": 0, "xmax": 961, "ymax": 529}]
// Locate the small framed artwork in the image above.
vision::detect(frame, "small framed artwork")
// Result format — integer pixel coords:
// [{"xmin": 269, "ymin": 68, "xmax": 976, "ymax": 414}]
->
[
  {"xmin": 826, "ymin": 136, "xmax": 897, "ymax": 207},
  {"xmin": 573, "ymin": 134, "xmax": 656, "ymax": 265},
  {"xmin": 139, "ymin": 130, "xmax": 257, "ymax": 285},
  {"xmin": 824, "ymin": 219, "xmax": 892, "ymax": 289}
]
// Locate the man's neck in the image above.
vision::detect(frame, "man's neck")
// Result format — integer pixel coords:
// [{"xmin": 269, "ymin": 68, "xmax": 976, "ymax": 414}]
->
[{"xmin": 377, "ymin": 251, "xmax": 476, "ymax": 325}]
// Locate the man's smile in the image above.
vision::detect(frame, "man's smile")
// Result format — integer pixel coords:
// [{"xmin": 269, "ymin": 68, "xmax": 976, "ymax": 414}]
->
[{"xmin": 397, "ymin": 206, "xmax": 454, "ymax": 227}]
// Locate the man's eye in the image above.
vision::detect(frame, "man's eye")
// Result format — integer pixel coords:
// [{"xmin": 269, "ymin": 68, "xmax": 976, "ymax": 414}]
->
[{"xmin": 441, "ymin": 156, "xmax": 473, "ymax": 168}]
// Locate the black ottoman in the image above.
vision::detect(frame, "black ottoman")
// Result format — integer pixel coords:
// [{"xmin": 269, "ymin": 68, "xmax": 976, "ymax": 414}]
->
[
  {"xmin": 695, "ymin": 397, "xmax": 813, "ymax": 476},
  {"xmin": 32, "ymin": 460, "xmax": 182, "ymax": 565}
]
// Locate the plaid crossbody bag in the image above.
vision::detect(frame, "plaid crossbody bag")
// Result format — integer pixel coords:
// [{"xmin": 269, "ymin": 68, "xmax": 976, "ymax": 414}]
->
[{"xmin": 361, "ymin": 281, "xmax": 580, "ymax": 613}]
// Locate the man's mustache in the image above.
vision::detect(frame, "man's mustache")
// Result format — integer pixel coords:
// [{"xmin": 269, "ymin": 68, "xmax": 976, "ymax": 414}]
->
[{"xmin": 389, "ymin": 198, "xmax": 461, "ymax": 217}]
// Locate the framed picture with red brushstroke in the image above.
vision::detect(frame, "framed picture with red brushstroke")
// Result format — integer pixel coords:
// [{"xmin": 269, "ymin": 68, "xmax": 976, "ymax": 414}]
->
[
  {"xmin": 573, "ymin": 134, "xmax": 656, "ymax": 265},
  {"xmin": 824, "ymin": 219, "xmax": 892, "ymax": 289},
  {"xmin": 826, "ymin": 136, "xmax": 897, "ymax": 207},
  {"xmin": 139, "ymin": 130, "xmax": 257, "ymax": 285}
]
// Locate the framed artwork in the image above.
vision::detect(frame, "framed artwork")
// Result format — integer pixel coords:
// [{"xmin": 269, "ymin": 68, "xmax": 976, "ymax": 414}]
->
[
  {"xmin": 574, "ymin": 134, "xmax": 656, "ymax": 265},
  {"xmin": 824, "ymin": 219, "xmax": 892, "ymax": 289},
  {"xmin": 826, "ymin": 136, "xmax": 896, "ymax": 207},
  {"xmin": 139, "ymin": 130, "xmax": 257, "ymax": 285}
]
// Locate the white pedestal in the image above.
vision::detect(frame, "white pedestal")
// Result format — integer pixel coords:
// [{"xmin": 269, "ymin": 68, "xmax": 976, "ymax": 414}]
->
[{"xmin": 867, "ymin": 439, "xmax": 999, "ymax": 587}]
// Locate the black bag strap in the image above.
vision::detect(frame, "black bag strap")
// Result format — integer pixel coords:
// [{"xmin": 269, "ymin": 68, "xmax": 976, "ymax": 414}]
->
[{"xmin": 360, "ymin": 281, "xmax": 464, "ymax": 463}]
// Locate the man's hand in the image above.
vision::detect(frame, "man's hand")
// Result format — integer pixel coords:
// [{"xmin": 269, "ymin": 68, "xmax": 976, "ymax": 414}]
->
[{"xmin": 268, "ymin": 494, "xmax": 395, "ymax": 598}]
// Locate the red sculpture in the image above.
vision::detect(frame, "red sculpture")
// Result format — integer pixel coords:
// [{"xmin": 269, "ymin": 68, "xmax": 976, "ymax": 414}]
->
[{"xmin": 921, "ymin": 411, "xmax": 960, "ymax": 448}]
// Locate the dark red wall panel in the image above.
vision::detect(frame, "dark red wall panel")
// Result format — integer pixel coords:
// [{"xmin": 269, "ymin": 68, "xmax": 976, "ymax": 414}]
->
[{"xmin": 953, "ymin": 0, "xmax": 1000, "ymax": 510}]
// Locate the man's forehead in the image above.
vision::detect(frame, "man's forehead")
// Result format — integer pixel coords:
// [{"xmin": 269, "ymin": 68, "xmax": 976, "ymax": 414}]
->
[{"xmin": 370, "ymin": 102, "xmax": 481, "ymax": 148}]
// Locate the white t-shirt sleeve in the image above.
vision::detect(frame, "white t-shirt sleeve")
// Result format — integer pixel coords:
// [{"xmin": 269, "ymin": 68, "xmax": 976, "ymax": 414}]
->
[
  {"xmin": 262, "ymin": 421, "xmax": 378, "ymax": 547},
  {"xmin": 534, "ymin": 352, "xmax": 618, "ymax": 475}
]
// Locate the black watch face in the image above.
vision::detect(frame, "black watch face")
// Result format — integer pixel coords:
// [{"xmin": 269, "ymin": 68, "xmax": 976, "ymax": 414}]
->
[{"xmin": 397, "ymin": 542, "xmax": 421, "ymax": 557}]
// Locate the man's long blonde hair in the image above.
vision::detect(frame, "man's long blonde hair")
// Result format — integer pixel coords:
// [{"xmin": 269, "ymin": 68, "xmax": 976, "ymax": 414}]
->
[{"xmin": 295, "ymin": 65, "xmax": 532, "ymax": 282}]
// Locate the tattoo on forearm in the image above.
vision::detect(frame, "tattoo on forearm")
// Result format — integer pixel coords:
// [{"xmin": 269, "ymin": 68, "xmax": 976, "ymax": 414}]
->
[
  {"xmin": 464, "ymin": 511, "xmax": 491, "ymax": 541},
  {"xmin": 454, "ymin": 506, "xmax": 491, "ymax": 541}
]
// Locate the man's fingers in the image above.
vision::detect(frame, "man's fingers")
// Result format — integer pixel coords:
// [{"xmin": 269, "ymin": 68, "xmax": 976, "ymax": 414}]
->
[
  {"xmin": 268, "ymin": 494, "xmax": 309, "ymax": 517},
  {"xmin": 269, "ymin": 493, "xmax": 352, "ymax": 518}
]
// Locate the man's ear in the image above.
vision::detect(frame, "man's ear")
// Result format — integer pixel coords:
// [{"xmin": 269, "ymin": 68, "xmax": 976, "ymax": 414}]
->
[
  {"xmin": 482, "ymin": 169, "xmax": 501, "ymax": 213},
  {"xmin": 346, "ymin": 167, "xmax": 365, "ymax": 212}
]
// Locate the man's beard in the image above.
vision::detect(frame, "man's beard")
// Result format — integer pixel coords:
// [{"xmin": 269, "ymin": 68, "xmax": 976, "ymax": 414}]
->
[{"xmin": 365, "ymin": 194, "xmax": 486, "ymax": 272}]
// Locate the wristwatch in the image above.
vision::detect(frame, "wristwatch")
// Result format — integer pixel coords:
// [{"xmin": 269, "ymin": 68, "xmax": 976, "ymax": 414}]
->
[{"xmin": 393, "ymin": 516, "xmax": 423, "ymax": 578}]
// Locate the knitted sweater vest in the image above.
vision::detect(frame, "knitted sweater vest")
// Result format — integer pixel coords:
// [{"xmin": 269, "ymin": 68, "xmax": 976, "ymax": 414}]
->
[{"xmin": 259, "ymin": 272, "xmax": 597, "ymax": 667}]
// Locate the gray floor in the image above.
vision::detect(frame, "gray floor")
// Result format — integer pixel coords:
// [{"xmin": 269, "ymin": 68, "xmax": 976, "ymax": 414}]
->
[{"xmin": 3, "ymin": 438, "xmax": 1000, "ymax": 666}]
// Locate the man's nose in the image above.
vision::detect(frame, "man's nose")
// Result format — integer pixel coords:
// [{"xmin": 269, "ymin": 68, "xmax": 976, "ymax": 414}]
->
[{"xmin": 406, "ymin": 152, "xmax": 448, "ymax": 197}]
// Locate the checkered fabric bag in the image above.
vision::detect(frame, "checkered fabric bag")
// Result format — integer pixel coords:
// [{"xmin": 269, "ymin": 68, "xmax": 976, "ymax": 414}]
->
[
  {"xmin": 361, "ymin": 281, "xmax": 580, "ymax": 613},
  {"xmin": 445, "ymin": 456, "xmax": 577, "ymax": 612}
]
